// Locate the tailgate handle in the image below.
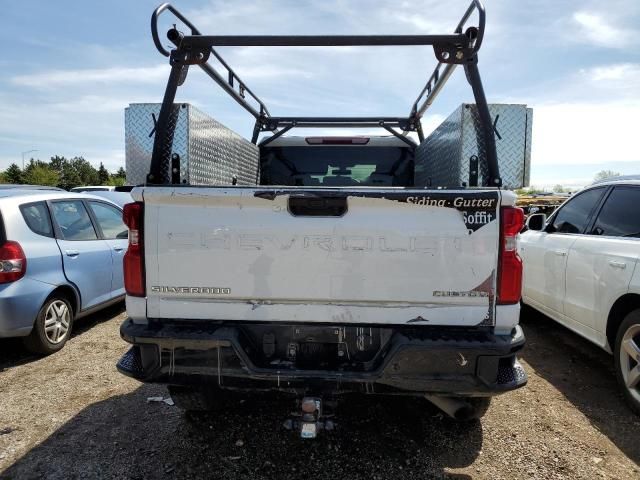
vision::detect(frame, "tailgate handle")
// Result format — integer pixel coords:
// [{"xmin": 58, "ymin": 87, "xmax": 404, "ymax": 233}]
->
[{"xmin": 288, "ymin": 196, "xmax": 347, "ymax": 217}]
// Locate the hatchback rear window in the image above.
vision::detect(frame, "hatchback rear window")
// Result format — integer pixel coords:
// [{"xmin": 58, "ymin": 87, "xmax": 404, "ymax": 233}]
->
[{"xmin": 20, "ymin": 202, "xmax": 53, "ymax": 238}]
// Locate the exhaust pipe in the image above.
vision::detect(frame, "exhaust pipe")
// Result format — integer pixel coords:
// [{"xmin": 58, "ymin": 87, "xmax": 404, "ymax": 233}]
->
[{"xmin": 424, "ymin": 394, "xmax": 476, "ymax": 421}]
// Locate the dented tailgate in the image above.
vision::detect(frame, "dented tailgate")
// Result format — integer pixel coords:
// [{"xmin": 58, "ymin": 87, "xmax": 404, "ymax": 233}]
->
[{"xmin": 140, "ymin": 187, "xmax": 503, "ymax": 326}]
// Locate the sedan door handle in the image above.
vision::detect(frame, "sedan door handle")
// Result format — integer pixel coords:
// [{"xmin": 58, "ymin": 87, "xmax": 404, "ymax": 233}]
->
[
  {"xmin": 113, "ymin": 247, "xmax": 125, "ymax": 253},
  {"xmin": 554, "ymin": 250, "xmax": 567, "ymax": 256},
  {"xmin": 609, "ymin": 261, "xmax": 627, "ymax": 269},
  {"xmin": 65, "ymin": 249, "xmax": 80, "ymax": 258}
]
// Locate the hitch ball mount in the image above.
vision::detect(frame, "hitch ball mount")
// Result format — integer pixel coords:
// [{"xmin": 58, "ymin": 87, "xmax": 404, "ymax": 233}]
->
[{"xmin": 283, "ymin": 396, "xmax": 335, "ymax": 439}]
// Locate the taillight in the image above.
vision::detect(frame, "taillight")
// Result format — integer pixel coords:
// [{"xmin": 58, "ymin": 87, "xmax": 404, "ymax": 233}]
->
[
  {"xmin": 0, "ymin": 241, "xmax": 27, "ymax": 284},
  {"xmin": 497, "ymin": 206, "xmax": 525, "ymax": 305},
  {"xmin": 123, "ymin": 202, "xmax": 145, "ymax": 297}
]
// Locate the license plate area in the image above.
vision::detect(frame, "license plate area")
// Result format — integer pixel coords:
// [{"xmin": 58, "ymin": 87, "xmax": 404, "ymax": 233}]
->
[{"xmin": 240, "ymin": 324, "xmax": 391, "ymax": 371}]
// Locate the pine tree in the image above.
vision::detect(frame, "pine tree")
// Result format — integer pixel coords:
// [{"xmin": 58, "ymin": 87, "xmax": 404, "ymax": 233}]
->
[
  {"xmin": 594, "ymin": 170, "xmax": 620, "ymax": 182},
  {"xmin": 49, "ymin": 155, "xmax": 67, "ymax": 173},
  {"xmin": 4, "ymin": 163, "xmax": 23, "ymax": 184},
  {"xmin": 24, "ymin": 164, "xmax": 59, "ymax": 186},
  {"xmin": 98, "ymin": 162, "xmax": 110, "ymax": 184},
  {"xmin": 70, "ymin": 157, "xmax": 99, "ymax": 186},
  {"xmin": 58, "ymin": 162, "xmax": 82, "ymax": 190}
]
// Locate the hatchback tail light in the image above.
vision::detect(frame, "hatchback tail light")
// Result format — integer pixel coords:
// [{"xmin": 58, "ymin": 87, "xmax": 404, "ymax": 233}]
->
[
  {"xmin": 497, "ymin": 207, "xmax": 525, "ymax": 305},
  {"xmin": 123, "ymin": 202, "xmax": 145, "ymax": 297},
  {"xmin": 0, "ymin": 241, "xmax": 27, "ymax": 284}
]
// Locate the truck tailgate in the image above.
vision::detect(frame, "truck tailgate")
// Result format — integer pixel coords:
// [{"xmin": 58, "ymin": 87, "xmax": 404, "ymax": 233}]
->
[{"xmin": 141, "ymin": 187, "xmax": 502, "ymax": 326}]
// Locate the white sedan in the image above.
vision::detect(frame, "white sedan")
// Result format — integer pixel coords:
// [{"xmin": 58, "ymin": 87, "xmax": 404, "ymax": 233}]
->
[{"xmin": 520, "ymin": 179, "xmax": 640, "ymax": 415}]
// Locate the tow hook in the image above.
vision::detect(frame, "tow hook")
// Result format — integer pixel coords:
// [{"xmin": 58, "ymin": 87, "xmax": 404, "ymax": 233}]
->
[{"xmin": 283, "ymin": 396, "xmax": 335, "ymax": 439}]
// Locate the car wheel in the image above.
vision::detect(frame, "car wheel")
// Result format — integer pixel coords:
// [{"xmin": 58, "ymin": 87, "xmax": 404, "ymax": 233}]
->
[
  {"xmin": 614, "ymin": 309, "xmax": 640, "ymax": 416},
  {"xmin": 23, "ymin": 295, "xmax": 74, "ymax": 355}
]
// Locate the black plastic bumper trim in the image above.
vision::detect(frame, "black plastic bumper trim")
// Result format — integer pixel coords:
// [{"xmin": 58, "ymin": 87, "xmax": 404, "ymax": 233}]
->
[{"xmin": 118, "ymin": 320, "xmax": 526, "ymax": 395}]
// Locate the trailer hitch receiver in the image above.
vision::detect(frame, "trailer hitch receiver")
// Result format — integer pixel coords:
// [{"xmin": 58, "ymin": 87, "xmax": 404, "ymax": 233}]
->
[{"xmin": 283, "ymin": 396, "xmax": 335, "ymax": 439}]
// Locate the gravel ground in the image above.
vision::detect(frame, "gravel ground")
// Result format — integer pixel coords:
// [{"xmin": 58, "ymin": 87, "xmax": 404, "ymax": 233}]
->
[{"xmin": 0, "ymin": 304, "xmax": 639, "ymax": 479}]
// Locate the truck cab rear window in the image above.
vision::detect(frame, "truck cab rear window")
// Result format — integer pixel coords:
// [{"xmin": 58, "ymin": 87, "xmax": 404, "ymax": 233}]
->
[{"xmin": 260, "ymin": 146, "xmax": 414, "ymax": 187}]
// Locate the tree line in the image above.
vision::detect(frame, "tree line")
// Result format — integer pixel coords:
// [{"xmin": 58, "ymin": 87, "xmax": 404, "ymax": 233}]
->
[
  {"xmin": 0, "ymin": 156, "xmax": 126, "ymax": 190},
  {"xmin": 515, "ymin": 170, "xmax": 622, "ymax": 195}
]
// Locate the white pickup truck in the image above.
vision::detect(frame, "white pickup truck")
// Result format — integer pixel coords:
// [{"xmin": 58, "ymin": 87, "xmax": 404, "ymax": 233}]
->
[{"xmin": 117, "ymin": 1, "xmax": 527, "ymax": 433}]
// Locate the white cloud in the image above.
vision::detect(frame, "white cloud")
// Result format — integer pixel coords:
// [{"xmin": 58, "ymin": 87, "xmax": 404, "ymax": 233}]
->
[
  {"xmin": 499, "ymin": 61, "xmax": 640, "ymax": 172},
  {"xmin": 11, "ymin": 65, "xmax": 169, "ymax": 89},
  {"xmin": 0, "ymin": 90, "xmax": 140, "ymax": 171},
  {"xmin": 185, "ymin": 0, "xmax": 458, "ymax": 36},
  {"xmin": 531, "ymin": 101, "xmax": 640, "ymax": 166},
  {"xmin": 391, "ymin": 12, "xmax": 440, "ymax": 31},
  {"xmin": 523, "ymin": 62, "xmax": 640, "ymax": 103},
  {"xmin": 51, "ymin": 94, "xmax": 157, "ymax": 113},
  {"xmin": 214, "ymin": 63, "xmax": 312, "ymax": 81},
  {"xmin": 587, "ymin": 63, "xmax": 640, "ymax": 81},
  {"xmin": 2, "ymin": 0, "xmax": 640, "ymax": 187},
  {"xmin": 572, "ymin": 11, "xmax": 635, "ymax": 48},
  {"xmin": 572, "ymin": 63, "xmax": 640, "ymax": 101},
  {"xmin": 420, "ymin": 114, "xmax": 446, "ymax": 137}
]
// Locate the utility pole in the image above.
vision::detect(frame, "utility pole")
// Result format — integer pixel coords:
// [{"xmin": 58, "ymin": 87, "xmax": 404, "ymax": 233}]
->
[{"xmin": 21, "ymin": 149, "xmax": 38, "ymax": 170}]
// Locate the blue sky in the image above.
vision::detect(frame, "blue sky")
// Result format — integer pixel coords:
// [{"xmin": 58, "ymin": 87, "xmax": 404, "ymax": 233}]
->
[{"xmin": 2, "ymin": 0, "xmax": 639, "ymax": 188}]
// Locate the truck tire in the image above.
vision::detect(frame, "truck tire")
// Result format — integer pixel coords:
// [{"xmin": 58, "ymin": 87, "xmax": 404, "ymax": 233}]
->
[
  {"xmin": 23, "ymin": 295, "xmax": 74, "ymax": 355},
  {"xmin": 614, "ymin": 309, "xmax": 640, "ymax": 416},
  {"xmin": 168, "ymin": 385, "xmax": 227, "ymax": 412}
]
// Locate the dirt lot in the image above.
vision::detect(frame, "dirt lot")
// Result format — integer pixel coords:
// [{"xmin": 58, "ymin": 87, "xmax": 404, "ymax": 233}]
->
[{"xmin": 0, "ymin": 304, "xmax": 639, "ymax": 480}]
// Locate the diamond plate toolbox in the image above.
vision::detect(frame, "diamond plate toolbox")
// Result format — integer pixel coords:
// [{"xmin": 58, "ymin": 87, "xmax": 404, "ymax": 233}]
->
[
  {"xmin": 415, "ymin": 104, "xmax": 532, "ymax": 190},
  {"xmin": 125, "ymin": 103, "xmax": 259, "ymax": 186}
]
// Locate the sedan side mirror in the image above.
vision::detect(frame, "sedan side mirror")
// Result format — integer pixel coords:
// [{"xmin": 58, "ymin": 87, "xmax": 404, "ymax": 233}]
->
[{"xmin": 526, "ymin": 213, "xmax": 547, "ymax": 231}]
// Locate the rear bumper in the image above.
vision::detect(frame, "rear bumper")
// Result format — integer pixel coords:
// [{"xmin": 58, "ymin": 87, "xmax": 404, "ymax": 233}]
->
[
  {"xmin": 117, "ymin": 320, "xmax": 527, "ymax": 396},
  {"xmin": 0, "ymin": 278, "xmax": 51, "ymax": 338}
]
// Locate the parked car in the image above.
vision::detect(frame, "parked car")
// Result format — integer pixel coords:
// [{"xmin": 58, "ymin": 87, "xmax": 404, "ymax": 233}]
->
[
  {"xmin": 0, "ymin": 189, "xmax": 128, "ymax": 354},
  {"xmin": 87, "ymin": 190, "xmax": 133, "ymax": 207},
  {"xmin": 70, "ymin": 186, "xmax": 116, "ymax": 192},
  {"xmin": 520, "ymin": 179, "xmax": 640, "ymax": 414}
]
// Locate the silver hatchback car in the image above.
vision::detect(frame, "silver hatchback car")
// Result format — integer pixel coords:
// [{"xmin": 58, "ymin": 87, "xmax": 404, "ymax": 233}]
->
[{"xmin": 0, "ymin": 189, "xmax": 128, "ymax": 354}]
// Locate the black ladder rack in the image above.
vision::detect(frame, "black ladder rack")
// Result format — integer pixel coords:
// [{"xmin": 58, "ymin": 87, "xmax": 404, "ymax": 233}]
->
[{"xmin": 147, "ymin": 0, "xmax": 501, "ymax": 187}]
